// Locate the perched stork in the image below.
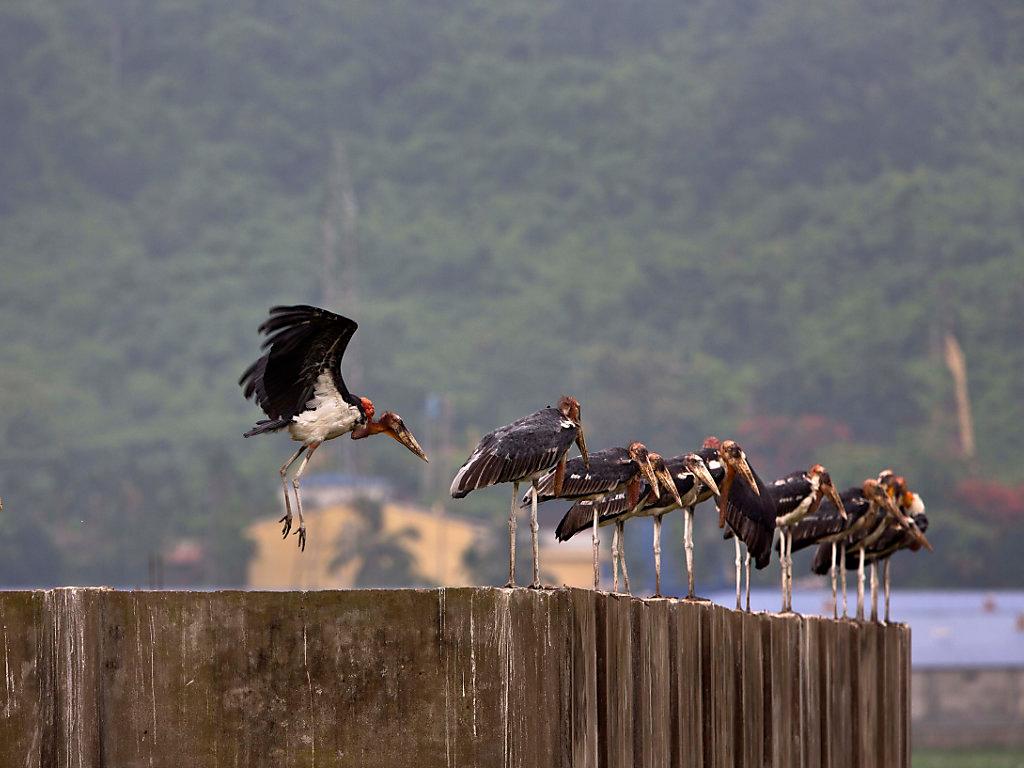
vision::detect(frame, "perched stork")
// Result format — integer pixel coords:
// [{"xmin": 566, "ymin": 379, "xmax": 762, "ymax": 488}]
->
[
  {"xmin": 450, "ymin": 396, "xmax": 588, "ymax": 588},
  {"xmin": 788, "ymin": 483, "xmax": 873, "ymax": 618},
  {"xmin": 714, "ymin": 439, "xmax": 772, "ymax": 611},
  {"xmin": 849, "ymin": 476, "xmax": 931, "ymax": 621},
  {"xmin": 769, "ymin": 464, "xmax": 846, "ymax": 612},
  {"xmin": 554, "ymin": 453, "xmax": 698, "ymax": 594},
  {"xmin": 240, "ymin": 305, "xmax": 428, "ymax": 550},
  {"xmin": 859, "ymin": 493, "xmax": 929, "ymax": 622},
  {"xmin": 807, "ymin": 478, "xmax": 902, "ymax": 620},
  {"xmin": 526, "ymin": 441, "xmax": 661, "ymax": 589}
]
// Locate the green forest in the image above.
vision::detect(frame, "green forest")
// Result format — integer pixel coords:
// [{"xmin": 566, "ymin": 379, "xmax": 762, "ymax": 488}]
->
[{"xmin": 1, "ymin": 0, "xmax": 1022, "ymax": 589}]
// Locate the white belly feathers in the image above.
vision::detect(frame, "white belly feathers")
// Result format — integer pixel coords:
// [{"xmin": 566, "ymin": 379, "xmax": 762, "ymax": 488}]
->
[{"xmin": 288, "ymin": 372, "xmax": 363, "ymax": 444}]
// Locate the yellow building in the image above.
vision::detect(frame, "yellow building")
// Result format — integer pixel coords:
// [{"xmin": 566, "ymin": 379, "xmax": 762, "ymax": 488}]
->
[{"xmin": 246, "ymin": 499, "xmax": 486, "ymax": 589}]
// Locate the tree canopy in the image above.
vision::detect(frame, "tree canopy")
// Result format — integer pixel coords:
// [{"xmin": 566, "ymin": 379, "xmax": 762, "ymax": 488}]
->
[{"xmin": 1, "ymin": 0, "xmax": 1022, "ymax": 588}]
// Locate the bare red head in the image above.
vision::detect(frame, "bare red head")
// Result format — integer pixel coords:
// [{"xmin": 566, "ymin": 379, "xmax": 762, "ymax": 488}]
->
[
  {"xmin": 702, "ymin": 436, "xmax": 721, "ymax": 450},
  {"xmin": 359, "ymin": 397, "xmax": 376, "ymax": 421},
  {"xmin": 558, "ymin": 395, "xmax": 581, "ymax": 422}
]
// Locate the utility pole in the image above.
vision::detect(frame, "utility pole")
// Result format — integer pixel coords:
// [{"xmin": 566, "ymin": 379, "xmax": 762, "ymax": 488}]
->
[{"xmin": 943, "ymin": 331, "xmax": 976, "ymax": 459}]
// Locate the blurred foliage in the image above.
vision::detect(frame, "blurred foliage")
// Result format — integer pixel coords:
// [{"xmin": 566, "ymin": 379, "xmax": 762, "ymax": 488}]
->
[{"xmin": 0, "ymin": 0, "xmax": 1022, "ymax": 587}]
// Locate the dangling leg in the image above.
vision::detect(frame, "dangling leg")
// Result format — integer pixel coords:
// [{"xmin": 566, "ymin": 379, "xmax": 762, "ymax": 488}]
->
[
  {"xmin": 684, "ymin": 507, "xmax": 696, "ymax": 599},
  {"xmin": 734, "ymin": 535, "xmax": 742, "ymax": 611},
  {"xmin": 612, "ymin": 524, "xmax": 620, "ymax": 593},
  {"xmin": 653, "ymin": 515, "xmax": 663, "ymax": 597},
  {"xmin": 830, "ymin": 543, "xmax": 838, "ymax": 619},
  {"xmin": 278, "ymin": 445, "xmax": 306, "ymax": 538},
  {"xmin": 856, "ymin": 548, "xmax": 866, "ymax": 621},
  {"xmin": 840, "ymin": 544, "xmax": 848, "ymax": 618},
  {"xmin": 529, "ymin": 481, "xmax": 541, "ymax": 588},
  {"xmin": 744, "ymin": 552, "xmax": 752, "ymax": 612},
  {"xmin": 883, "ymin": 560, "xmax": 891, "ymax": 624},
  {"xmin": 870, "ymin": 562, "xmax": 878, "ymax": 622},
  {"xmin": 592, "ymin": 507, "xmax": 600, "ymax": 591},
  {"xmin": 290, "ymin": 441, "xmax": 321, "ymax": 551},
  {"xmin": 506, "ymin": 482, "xmax": 519, "ymax": 587},
  {"xmin": 618, "ymin": 521, "xmax": 631, "ymax": 595}
]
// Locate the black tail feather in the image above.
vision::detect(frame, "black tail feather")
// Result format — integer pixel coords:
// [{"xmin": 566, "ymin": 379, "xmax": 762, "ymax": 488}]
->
[{"xmin": 243, "ymin": 418, "xmax": 289, "ymax": 437}]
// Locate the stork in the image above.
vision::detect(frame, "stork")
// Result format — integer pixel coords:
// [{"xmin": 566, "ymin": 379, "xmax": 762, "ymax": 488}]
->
[
  {"xmin": 554, "ymin": 453, "xmax": 700, "ymax": 594},
  {"xmin": 714, "ymin": 439, "xmax": 772, "ymax": 611},
  {"xmin": 859, "ymin": 494, "xmax": 929, "ymax": 623},
  {"xmin": 450, "ymin": 396, "xmax": 588, "ymax": 588},
  {"xmin": 769, "ymin": 464, "xmax": 846, "ymax": 612},
  {"xmin": 240, "ymin": 305, "xmax": 428, "ymax": 550},
  {"xmin": 788, "ymin": 483, "xmax": 873, "ymax": 618},
  {"xmin": 807, "ymin": 478, "xmax": 903, "ymax": 620},
  {"xmin": 848, "ymin": 477, "xmax": 931, "ymax": 622},
  {"xmin": 526, "ymin": 441, "xmax": 661, "ymax": 589}
]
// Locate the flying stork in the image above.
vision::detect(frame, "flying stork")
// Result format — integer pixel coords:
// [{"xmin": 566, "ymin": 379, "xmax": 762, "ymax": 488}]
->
[
  {"xmin": 525, "ymin": 441, "xmax": 661, "ymax": 589},
  {"xmin": 769, "ymin": 464, "xmax": 846, "ymax": 612},
  {"xmin": 450, "ymin": 396, "xmax": 588, "ymax": 588},
  {"xmin": 240, "ymin": 305, "xmax": 428, "ymax": 550},
  {"xmin": 713, "ymin": 439, "xmax": 773, "ymax": 611}
]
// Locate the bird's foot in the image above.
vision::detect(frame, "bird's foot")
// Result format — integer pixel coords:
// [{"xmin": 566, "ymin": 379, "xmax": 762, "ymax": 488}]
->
[
  {"xmin": 527, "ymin": 581, "xmax": 544, "ymax": 590},
  {"xmin": 503, "ymin": 579, "xmax": 516, "ymax": 589},
  {"xmin": 294, "ymin": 524, "xmax": 306, "ymax": 551},
  {"xmin": 279, "ymin": 513, "xmax": 293, "ymax": 539}
]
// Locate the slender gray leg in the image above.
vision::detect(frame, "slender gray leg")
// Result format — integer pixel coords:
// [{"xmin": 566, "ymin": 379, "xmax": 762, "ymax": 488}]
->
[
  {"xmin": 506, "ymin": 481, "xmax": 519, "ymax": 587},
  {"xmin": 870, "ymin": 562, "xmax": 879, "ymax": 622},
  {"xmin": 787, "ymin": 530, "xmax": 794, "ymax": 611},
  {"xmin": 653, "ymin": 515, "xmax": 663, "ymax": 597},
  {"xmin": 592, "ymin": 507, "xmax": 600, "ymax": 591},
  {"xmin": 290, "ymin": 441, "xmax": 321, "ymax": 551},
  {"xmin": 841, "ymin": 544, "xmax": 848, "ymax": 618},
  {"xmin": 684, "ymin": 507, "xmax": 696, "ymax": 598},
  {"xmin": 734, "ymin": 535, "xmax": 742, "ymax": 610},
  {"xmin": 278, "ymin": 445, "xmax": 306, "ymax": 538},
  {"xmin": 745, "ymin": 552, "xmax": 753, "ymax": 614},
  {"xmin": 830, "ymin": 543, "xmax": 838, "ymax": 619},
  {"xmin": 612, "ymin": 524, "xmax": 620, "ymax": 593},
  {"xmin": 883, "ymin": 560, "xmax": 891, "ymax": 623},
  {"xmin": 618, "ymin": 521, "xmax": 631, "ymax": 594},
  {"xmin": 529, "ymin": 481, "xmax": 541, "ymax": 588},
  {"xmin": 779, "ymin": 529, "xmax": 787, "ymax": 612},
  {"xmin": 856, "ymin": 548, "xmax": 866, "ymax": 621}
]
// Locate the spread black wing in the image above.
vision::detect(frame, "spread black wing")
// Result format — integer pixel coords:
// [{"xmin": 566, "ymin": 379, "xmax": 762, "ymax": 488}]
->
[
  {"xmin": 240, "ymin": 305, "xmax": 359, "ymax": 422},
  {"xmin": 527, "ymin": 446, "xmax": 633, "ymax": 505},
  {"xmin": 450, "ymin": 407, "xmax": 578, "ymax": 498}
]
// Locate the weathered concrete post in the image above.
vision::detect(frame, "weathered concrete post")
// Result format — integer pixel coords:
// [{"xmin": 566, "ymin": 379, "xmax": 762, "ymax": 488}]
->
[{"xmin": 0, "ymin": 588, "xmax": 909, "ymax": 767}]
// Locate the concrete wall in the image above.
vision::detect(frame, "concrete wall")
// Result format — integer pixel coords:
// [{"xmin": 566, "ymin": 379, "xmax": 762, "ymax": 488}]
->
[
  {"xmin": 913, "ymin": 668, "xmax": 1024, "ymax": 749},
  {"xmin": 0, "ymin": 588, "xmax": 909, "ymax": 768}
]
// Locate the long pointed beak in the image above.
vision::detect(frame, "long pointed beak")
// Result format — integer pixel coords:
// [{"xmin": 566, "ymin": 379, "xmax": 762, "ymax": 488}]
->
[
  {"xmin": 656, "ymin": 464, "xmax": 683, "ymax": 507},
  {"xmin": 914, "ymin": 527, "xmax": 934, "ymax": 552},
  {"xmin": 827, "ymin": 484, "xmax": 847, "ymax": 519},
  {"xmin": 641, "ymin": 457, "xmax": 661, "ymax": 500},
  {"xmin": 389, "ymin": 418, "xmax": 429, "ymax": 462},
  {"xmin": 690, "ymin": 460, "xmax": 720, "ymax": 498},
  {"xmin": 734, "ymin": 456, "xmax": 760, "ymax": 496},
  {"xmin": 575, "ymin": 424, "xmax": 589, "ymax": 468}
]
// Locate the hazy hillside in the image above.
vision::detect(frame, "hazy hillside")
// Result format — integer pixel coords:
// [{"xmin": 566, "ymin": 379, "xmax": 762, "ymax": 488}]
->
[{"xmin": 1, "ymin": 0, "xmax": 1022, "ymax": 587}]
